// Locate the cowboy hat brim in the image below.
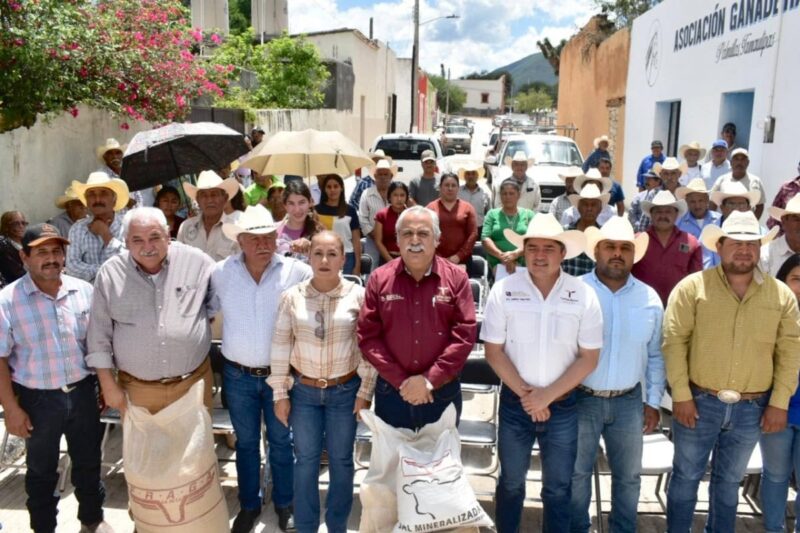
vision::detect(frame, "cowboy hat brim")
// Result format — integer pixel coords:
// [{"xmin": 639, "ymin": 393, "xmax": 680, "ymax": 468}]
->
[
  {"xmin": 593, "ymin": 136, "xmax": 610, "ymax": 149},
  {"xmin": 457, "ymin": 165, "xmax": 486, "ymax": 180},
  {"xmin": 503, "ymin": 227, "xmax": 586, "ymax": 260},
  {"xmin": 71, "ymin": 179, "xmax": 130, "ymax": 212},
  {"xmin": 503, "ymin": 156, "xmax": 536, "ymax": 167},
  {"xmin": 641, "ymin": 198, "xmax": 688, "ymax": 219},
  {"xmin": 709, "ymin": 189, "xmax": 760, "ymax": 207},
  {"xmin": 222, "ymin": 221, "xmax": 279, "ymax": 242},
  {"xmin": 574, "ymin": 175, "xmax": 613, "ymax": 194},
  {"xmin": 767, "ymin": 204, "xmax": 800, "ymax": 220},
  {"xmin": 183, "ymin": 177, "xmax": 240, "ymax": 202},
  {"xmin": 675, "ymin": 186, "xmax": 710, "ymax": 201},
  {"xmin": 584, "ymin": 226, "xmax": 650, "ymax": 264},
  {"xmin": 568, "ymin": 192, "xmax": 611, "ymax": 209},
  {"xmin": 679, "ymin": 144, "xmax": 707, "ymax": 160},
  {"xmin": 95, "ymin": 143, "xmax": 127, "ymax": 162},
  {"xmin": 700, "ymin": 224, "xmax": 778, "ymax": 252},
  {"xmin": 55, "ymin": 195, "xmax": 81, "ymax": 209}
]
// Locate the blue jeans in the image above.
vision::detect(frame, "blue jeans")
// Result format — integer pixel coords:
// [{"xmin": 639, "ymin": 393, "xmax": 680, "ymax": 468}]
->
[
  {"xmin": 760, "ymin": 424, "xmax": 800, "ymax": 532},
  {"xmin": 496, "ymin": 386, "xmax": 577, "ymax": 533},
  {"xmin": 223, "ymin": 362, "xmax": 293, "ymax": 511},
  {"xmin": 343, "ymin": 252, "xmax": 355, "ymax": 275},
  {"xmin": 570, "ymin": 384, "xmax": 643, "ymax": 533},
  {"xmin": 290, "ymin": 375, "xmax": 360, "ymax": 533},
  {"xmin": 374, "ymin": 376, "xmax": 461, "ymax": 431},
  {"xmin": 15, "ymin": 376, "xmax": 105, "ymax": 533},
  {"xmin": 667, "ymin": 389, "xmax": 766, "ymax": 533}
]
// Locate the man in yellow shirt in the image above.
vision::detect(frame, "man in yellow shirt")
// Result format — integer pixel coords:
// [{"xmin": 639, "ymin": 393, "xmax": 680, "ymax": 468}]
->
[{"xmin": 663, "ymin": 210, "xmax": 800, "ymax": 532}]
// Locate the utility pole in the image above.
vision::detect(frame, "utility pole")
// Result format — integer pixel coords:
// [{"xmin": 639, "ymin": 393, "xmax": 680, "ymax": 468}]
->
[
  {"xmin": 445, "ymin": 67, "xmax": 450, "ymax": 120},
  {"xmin": 410, "ymin": 0, "xmax": 419, "ymax": 133}
]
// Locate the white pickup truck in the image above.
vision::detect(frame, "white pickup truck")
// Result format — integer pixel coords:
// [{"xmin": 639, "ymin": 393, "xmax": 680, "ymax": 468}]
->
[{"xmin": 369, "ymin": 134, "xmax": 445, "ymax": 184}]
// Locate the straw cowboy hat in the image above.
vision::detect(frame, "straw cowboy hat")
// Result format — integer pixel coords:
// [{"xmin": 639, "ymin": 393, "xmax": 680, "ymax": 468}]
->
[
  {"xmin": 503, "ymin": 150, "xmax": 536, "ymax": 167},
  {"xmin": 678, "ymin": 141, "xmax": 707, "ymax": 160},
  {"xmin": 54, "ymin": 186, "xmax": 82, "ymax": 209},
  {"xmin": 222, "ymin": 204, "xmax": 279, "ymax": 241},
  {"xmin": 675, "ymin": 178, "xmax": 710, "ymax": 200},
  {"xmin": 574, "ymin": 168, "xmax": 613, "ymax": 194},
  {"xmin": 584, "ymin": 216, "xmax": 650, "ymax": 263},
  {"xmin": 71, "ymin": 172, "xmax": 130, "ymax": 211},
  {"xmin": 503, "ymin": 213, "xmax": 586, "ymax": 260},
  {"xmin": 373, "ymin": 157, "xmax": 397, "ymax": 176},
  {"xmin": 641, "ymin": 190, "xmax": 687, "ymax": 219},
  {"xmin": 709, "ymin": 180, "xmax": 760, "ymax": 207},
  {"xmin": 568, "ymin": 183, "xmax": 610, "ymax": 209},
  {"xmin": 369, "ymin": 149, "xmax": 387, "ymax": 161},
  {"xmin": 593, "ymin": 135, "xmax": 610, "ymax": 149},
  {"xmin": 769, "ymin": 195, "xmax": 800, "ymax": 220},
  {"xmin": 182, "ymin": 170, "xmax": 240, "ymax": 202},
  {"xmin": 652, "ymin": 157, "xmax": 688, "ymax": 175},
  {"xmin": 700, "ymin": 210, "xmax": 777, "ymax": 252},
  {"xmin": 95, "ymin": 138, "xmax": 127, "ymax": 162},
  {"xmin": 457, "ymin": 160, "xmax": 486, "ymax": 180},
  {"xmin": 557, "ymin": 166, "xmax": 583, "ymax": 181}
]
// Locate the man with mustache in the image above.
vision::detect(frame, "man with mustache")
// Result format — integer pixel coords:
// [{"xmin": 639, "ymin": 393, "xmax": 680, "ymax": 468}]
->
[
  {"xmin": 710, "ymin": 148, "xmax": 766, "ymax": 219},
  {"xmin": 177, "ymin": 170, "xmax": 241, "ymax": 262},
  {"xmin": 631, "ymin": 190, "xmax": 702, "ymax": 307},
  {"xmin": 66, "ymin": 172, "xmax": 130, "ymax": 282},
  {"xmin": 0, "ymin": 224, "xmax": 113, "ymax": 533},
  {"xmin": 358, "ymin": 205, "xmax": 476, "ymax": 430}
]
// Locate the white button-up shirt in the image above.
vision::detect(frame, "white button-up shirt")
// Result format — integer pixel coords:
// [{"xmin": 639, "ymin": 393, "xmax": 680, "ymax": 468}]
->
[
  {"xmin": 761, "ymin": 235, "xmax": 799, "ymax": 277},
  {"xmin": 480, "ymin": 270, "xmax": 603, "ymax": 387}
]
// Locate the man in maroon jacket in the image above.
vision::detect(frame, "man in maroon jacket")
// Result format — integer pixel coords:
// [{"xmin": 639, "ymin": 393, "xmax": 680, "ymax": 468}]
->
[{"xmin": 357, "ymin": 205, "xmax": 477, "ymax": 430}]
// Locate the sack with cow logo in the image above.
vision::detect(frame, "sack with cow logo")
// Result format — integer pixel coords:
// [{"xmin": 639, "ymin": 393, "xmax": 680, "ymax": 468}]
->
[
  {"xmin": 122, "ymin": 380, "xmax": 229, "ymax": 533},
  {"xmin": 358, "ymin": 405, "xmax": 492, "ymax": 533}
]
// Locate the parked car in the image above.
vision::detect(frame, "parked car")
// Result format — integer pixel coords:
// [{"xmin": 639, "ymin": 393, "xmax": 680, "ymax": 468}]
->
[
  {"xmin": 484, "ymin": 134, "xmax": 584, "ymax": 213},
  {"xmin": 369, "ymin": 134, "xmax": 445, "ymax": 183},
  {"xmin": 441, "ymin": 124, "xmax": 472, "ymax": 155}
]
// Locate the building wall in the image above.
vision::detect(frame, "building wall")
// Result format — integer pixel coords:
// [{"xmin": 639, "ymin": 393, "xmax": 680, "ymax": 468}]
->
[
  {"xmin": 452, "ymin": 78, "xmax": 505, "ymax": 112},
  {"xmin": 558, "ymin": 19, "xmax": 630, "ymax": 182},
  {"xmin": 191, "ymin": 0, "xmax": 230, "ymax": 34},
  {"xmin": 625, "ymin": 0, "xmax": 800, "ymax": 206},
  {"xmin": 252, "ymin": 0, "xmax": 288, "ymax": 38},
  {"xmin": 0, "ymin": 105, "xmax": 151, "ymax": 224},
  {"xmin": 395, "ymin": 59, "xmax": 413, "ymax": 133}
]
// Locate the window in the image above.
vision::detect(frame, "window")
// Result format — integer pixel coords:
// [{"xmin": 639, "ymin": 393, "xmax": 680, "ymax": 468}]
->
[
  {"xmin": 481, "ymin": 93, "xmax": 490, "ymax": 104},
  {"xmin": 654, "ymin": 100, "xmax": 681, "ymax": 156},
  {"xmin": 375, "ymin": 139, "xmax": 436, "ymax": 160}
]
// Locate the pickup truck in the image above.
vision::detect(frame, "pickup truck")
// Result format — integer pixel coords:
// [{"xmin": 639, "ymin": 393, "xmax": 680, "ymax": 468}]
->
[
  {"xmin": 369, "ymin": 134, "xmax": 445, "ymax": 183},
  {"xmin": 440, "ymin": 125, "xmax": 472, "ymax": 155}
]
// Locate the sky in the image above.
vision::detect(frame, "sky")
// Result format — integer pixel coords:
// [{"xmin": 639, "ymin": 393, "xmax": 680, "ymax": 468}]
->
[{"xmin": 287, "ymin": 0, "xmax": 598, "ymax": 78}]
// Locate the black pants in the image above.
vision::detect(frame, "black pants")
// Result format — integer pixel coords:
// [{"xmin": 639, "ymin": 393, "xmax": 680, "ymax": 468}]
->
[{"xmin": 15, "ymin": 376, "xmax": 105, "ymax": 532}]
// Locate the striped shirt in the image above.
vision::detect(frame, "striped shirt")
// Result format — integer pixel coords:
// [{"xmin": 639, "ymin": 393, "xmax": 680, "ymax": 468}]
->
[
  {"xmin": 66, "ymin": 214, "xmax": 125, "ymax": 282},
  {"xmin": 349, "ymin": 175, "xmax": 375, "ymax": 212},
  {"xmin": 268, "ymin": 279, "xmax": 377, "ymax": 401},
  {"xmin": 0, "ymin": 274, "xmax": 93, "ymax": 389},
  {"xmin": 358, "ymin": 186, "xmax": 389, "ymax": 237},
  {"xmin": 211, "ymin": 253, "xmax": 312, "ymax": 368}
]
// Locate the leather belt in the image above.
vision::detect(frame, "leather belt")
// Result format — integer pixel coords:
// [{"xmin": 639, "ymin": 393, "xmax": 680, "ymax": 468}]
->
[
  {"xmin": 225, "ymin": 358, "xmax": 271, "ymax": 377},
  {"xmin": 690, "ymin": 382, "xmax": 768, "ymax": 404},
  {"xmin": 121, "ymin": 359, "xmax": 206, "ymax": 384},
  {"xmin": 293, "ymin": 368, "xmax": 357, "ymax": 389},
  {"xmin": 577, "ymin": 384, "xmax": 637, "ymax": 399}
]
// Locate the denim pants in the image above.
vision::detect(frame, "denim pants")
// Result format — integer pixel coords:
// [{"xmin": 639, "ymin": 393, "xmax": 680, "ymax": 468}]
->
[
  {"xmin": 15, "ymin": 376, "xmax": 105, "ymax": 533},
  {"xmin": 760, "ymin": 424, "xmax": 800, "ymax": 532},
  {"xmin": 223, "ymin": 362, "xmax": 293, "ymax": 511},
  {"xmin": 570, "ymin": 384, "xmax": 643, "ymax": 533},
  {"xmin": 343, "ymin": 252, "xmax": 356, "ymax": 275},
  {"xmin": 373, "ymin": 376, "xmax": 462, "ymax": 431},
  {"xmin": 496, "ymin": 385, "xmax": 578, "ymax": 533},
  {"xmin": 667, "ymin": 389, "xmax": 766, "ymax": 533},
  {"xmin": 290, "ymin": 375, "xmax": 360, "ymax": 533}
]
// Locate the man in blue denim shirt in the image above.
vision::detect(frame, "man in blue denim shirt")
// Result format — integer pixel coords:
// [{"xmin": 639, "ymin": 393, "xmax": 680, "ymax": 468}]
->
[
  {"xmin": 676, "ymin": 178, "xmax": 721, "ymax": 268},
  {"xmin": 636, "ymin": 140, "xmax": 665, "ymax": 190}
]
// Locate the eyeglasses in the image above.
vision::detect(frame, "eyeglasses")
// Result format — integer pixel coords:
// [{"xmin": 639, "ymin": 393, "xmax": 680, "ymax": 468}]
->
[{"xmin": 314, "ymin": 310, "xmax": 325, "ymax": 340}]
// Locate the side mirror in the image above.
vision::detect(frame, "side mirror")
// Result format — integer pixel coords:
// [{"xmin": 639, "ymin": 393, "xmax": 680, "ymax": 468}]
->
[
  {"xmin": 481, "ymin": 142, "xmax": 487, "ymax": 146},
  {"xmin": 485, "ymin": 155, "xmax": 497, "ymax": 165}
]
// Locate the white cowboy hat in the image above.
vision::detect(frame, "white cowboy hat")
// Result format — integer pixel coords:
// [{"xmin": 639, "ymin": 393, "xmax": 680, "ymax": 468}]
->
[
  {"xmin": 182, "ymin": 170, "xmax": 240, "ymax": 201},
  {"xmin": 54, "ymin": 186, "xmax": 82, "ymax": 209},
  {"xmin": 222, "ymin": 204, "xmax": 278, "ymax": 241},
  {"xmin": 675, "ymin": 178, "xmax": 710, "ymax": 200},
  {"xmin": 373, "ymin": 157, "xmax": 397, "ymax": 176},
  {"xmin": 457, "ymin": 160, "xmax": 485, "ymax": 180},
  {"xmin": 709, "ymin": 180, "xmax": 760, "ymax": 207},
  {"xmin": 369, "ymin": 149, "xmax": 387, "ymax": 160},
  {"xmin": 769, "ymin": 195, "xmax": 800, "ymax": 220},
  {"xmin": 593, "ymin": 135, "xmax": 610, "ymax": 149},
  {"xmin": 700, "ymin": 210, "xmax": 778, "ymax": 252},
  {"xmin": 71, "ymin": 172, "xmax": 130, "ymax": 211},
  {"xmin": 652, "ymin": 157, "xmax": 688, "ymax": 175},
  {"xmin": 95, "ymin": 138, "xmax": 127, "ymax": 162},
  {"xmin": 678, "ymin": 141, "xmax": 707, "ymax": 160},
  {"xmin": 568, "ymin": 183, "xmax": 610, "ymax": 209},
  {"xmin": 503, "ymin": 213, "xmax": 586, "ymax": 260},
  {"xmin": 503, "ymin": 150, "xmax": 536, "ymax": 167},
  {"xmin": 557, "ymin": 166, "xmax": 583, "ymax": 181},
  {"xmin": 641, "ymin": 190, "xmax": 687, "ymax": 219},
  {"xmin": 574, "ymin": 168, "xmax": 613, "ymax": 194},
  {"xmin": 584, "ymin": 216, "xmax": 650, "ymax": 263}
]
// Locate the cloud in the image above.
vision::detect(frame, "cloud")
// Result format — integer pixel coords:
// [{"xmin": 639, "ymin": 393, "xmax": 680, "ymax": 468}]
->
[{"xmin": 288, "ymin": 0, "xmax": 597, "ymax": 77}]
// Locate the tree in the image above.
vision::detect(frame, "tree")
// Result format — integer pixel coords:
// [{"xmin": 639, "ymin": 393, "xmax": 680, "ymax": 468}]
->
[
  {"xmin": 515, "ymin": 89, "xmax": 553, "ymax": 115},
  {"xmin": 228, "ymin": 0, "xmax": 251, "ymax": 36},
  {"xmin": 595, "ymin": 0, "xmax": 662, "ymax": 28},
  {"xmin": 536, "ymin": 37, "xmax": 568, "ymax": 76},
  {"xmin": 427, "ymin": 75, "xmax": 466, "ymax": 114},
  {"xmin": 516, "ymin": 81, "xmax": 558, "ymax": 106}
]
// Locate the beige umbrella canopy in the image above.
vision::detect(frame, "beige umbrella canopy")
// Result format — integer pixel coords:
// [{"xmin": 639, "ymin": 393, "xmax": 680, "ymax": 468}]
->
[{"xmin": 241, "ymin": 129, "xmax": 373, "ymax": 177}]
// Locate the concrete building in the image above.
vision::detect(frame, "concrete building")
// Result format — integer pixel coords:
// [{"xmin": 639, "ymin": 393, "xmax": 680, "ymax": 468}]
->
[
  {"xmin": 395, "ymin": 58, "xmax": 413, "ymax": 133},
  {"xmin": 452, "ymin": 77, "xmax": 506, "ymax": 116},
  {"xmin": 252, "ymin": 0, "xmax": 288, "ymax": 40},
  {"xmin": 191, "ymin": 0, "xmax": 230, "ymax": 35},
  {"xmin": 624, "ymin": 0, "xmax": 800, "ymax": 204},
  {"xmin": 303, "ymin": 28, "xmax": 398, "ymax": 148}
]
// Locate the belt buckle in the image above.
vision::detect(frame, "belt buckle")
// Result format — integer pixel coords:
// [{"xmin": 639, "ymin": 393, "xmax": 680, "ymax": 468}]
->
[
  {"xmin": 317, "ymin": 378, "xmax": 329, "ymax": 389},
  {"xmin": 717, "ymin": 389, "xmax": 741, "ymax": 404},
  {"xmin": 60, "ymin": 384, "xmax": 76, "ymax": 393}
]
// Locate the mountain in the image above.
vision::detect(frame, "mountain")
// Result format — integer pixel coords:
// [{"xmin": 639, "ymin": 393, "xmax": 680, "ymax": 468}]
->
[{"xmin": 489, "ymin": 52, "xmax": 557, "ymax": 95}]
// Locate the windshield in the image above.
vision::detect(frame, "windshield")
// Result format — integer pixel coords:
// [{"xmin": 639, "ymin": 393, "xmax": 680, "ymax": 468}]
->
[
  {"xmin": 502, "ymin": 139, "xmax": 583, "ymax": 166},
  {"xmin": 375, "ymin": 139, "xmax": 436, "ymax": 160},
  {"xmin": 446, "ymin": 126, "xmax": 469, "ymax": 135}
]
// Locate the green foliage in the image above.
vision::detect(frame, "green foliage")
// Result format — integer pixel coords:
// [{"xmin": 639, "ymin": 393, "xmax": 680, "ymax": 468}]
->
[
  {"xmin": 515, "ymin": 89, "xmax": 553, "ymax": 114},
  {"xmin": 228, "ymin": 0, "xmax": 251, "ymax": 36},
  {"xmin": 516, "ymin": 81, "xmax": 558, "ymax": 106},
  {"xmin": 536, "ymin": 37, "xmax": 568, "ymax": 76},
  {"xmin": 427, "ymin": 75, "xmax": 465, "ymax": 114},
  {"xmin": 595, "ymin": 0, "xmax": 661, "ymax": 28}
]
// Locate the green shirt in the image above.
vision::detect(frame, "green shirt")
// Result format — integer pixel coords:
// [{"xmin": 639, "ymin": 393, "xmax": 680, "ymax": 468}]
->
[
  {"xmin": 480, "ymin": 208, "xmax": 536, "ymax": 267},
  {"xmin": 244, "ymin": 183, "xmax": 269, "ymax": 206},
  {"xmin": 663, "ymin": 265, "xmax": 800, "ymax": 409}
]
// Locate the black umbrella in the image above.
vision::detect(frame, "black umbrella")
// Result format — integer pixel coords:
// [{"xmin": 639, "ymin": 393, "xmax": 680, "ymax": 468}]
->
[{"xmin": 120, "ymin": 122, "xmax": 249, "ymax": 191}]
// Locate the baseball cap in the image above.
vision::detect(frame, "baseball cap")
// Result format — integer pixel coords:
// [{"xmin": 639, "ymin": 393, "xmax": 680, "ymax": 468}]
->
[
  {"xmin": 711, "ymin": 139, "xmax": 728, "ymax": 149},
  {"xmin": 730, "ymin": 147, "xmax": 749, "ymax": 159},
  {"xmin": 651, "ymin": 140, "xmax": 664, "ymax": 149},
  {"xmin": 421, "ymin": 150, "xmax": 436, "ymax": 162},
  {"xmin": 22, "ymin": 223, "xmax": 69, "ymax": 252}
]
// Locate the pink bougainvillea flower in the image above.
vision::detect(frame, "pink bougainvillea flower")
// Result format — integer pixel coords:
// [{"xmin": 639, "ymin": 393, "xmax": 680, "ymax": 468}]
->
[
  {"xmin": 69, "ymin": 107, "xmax": 79, "ymax": 117},
  {"xmin": 190, "ymin": 28, "xmax": 202, "ymax": 42},
  {"xmin": 120, "ymin": 123, "xmax": 130, "ymax": 130},
  {"xmin": 210, "ymin": 33, "xmax": 221, "ymax": 44}
]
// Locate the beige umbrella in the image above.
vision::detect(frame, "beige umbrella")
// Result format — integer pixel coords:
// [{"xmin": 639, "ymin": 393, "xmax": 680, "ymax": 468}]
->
[{"xmin": 241, "ymin": 129, "xmax": 373, "ymax": 177}]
